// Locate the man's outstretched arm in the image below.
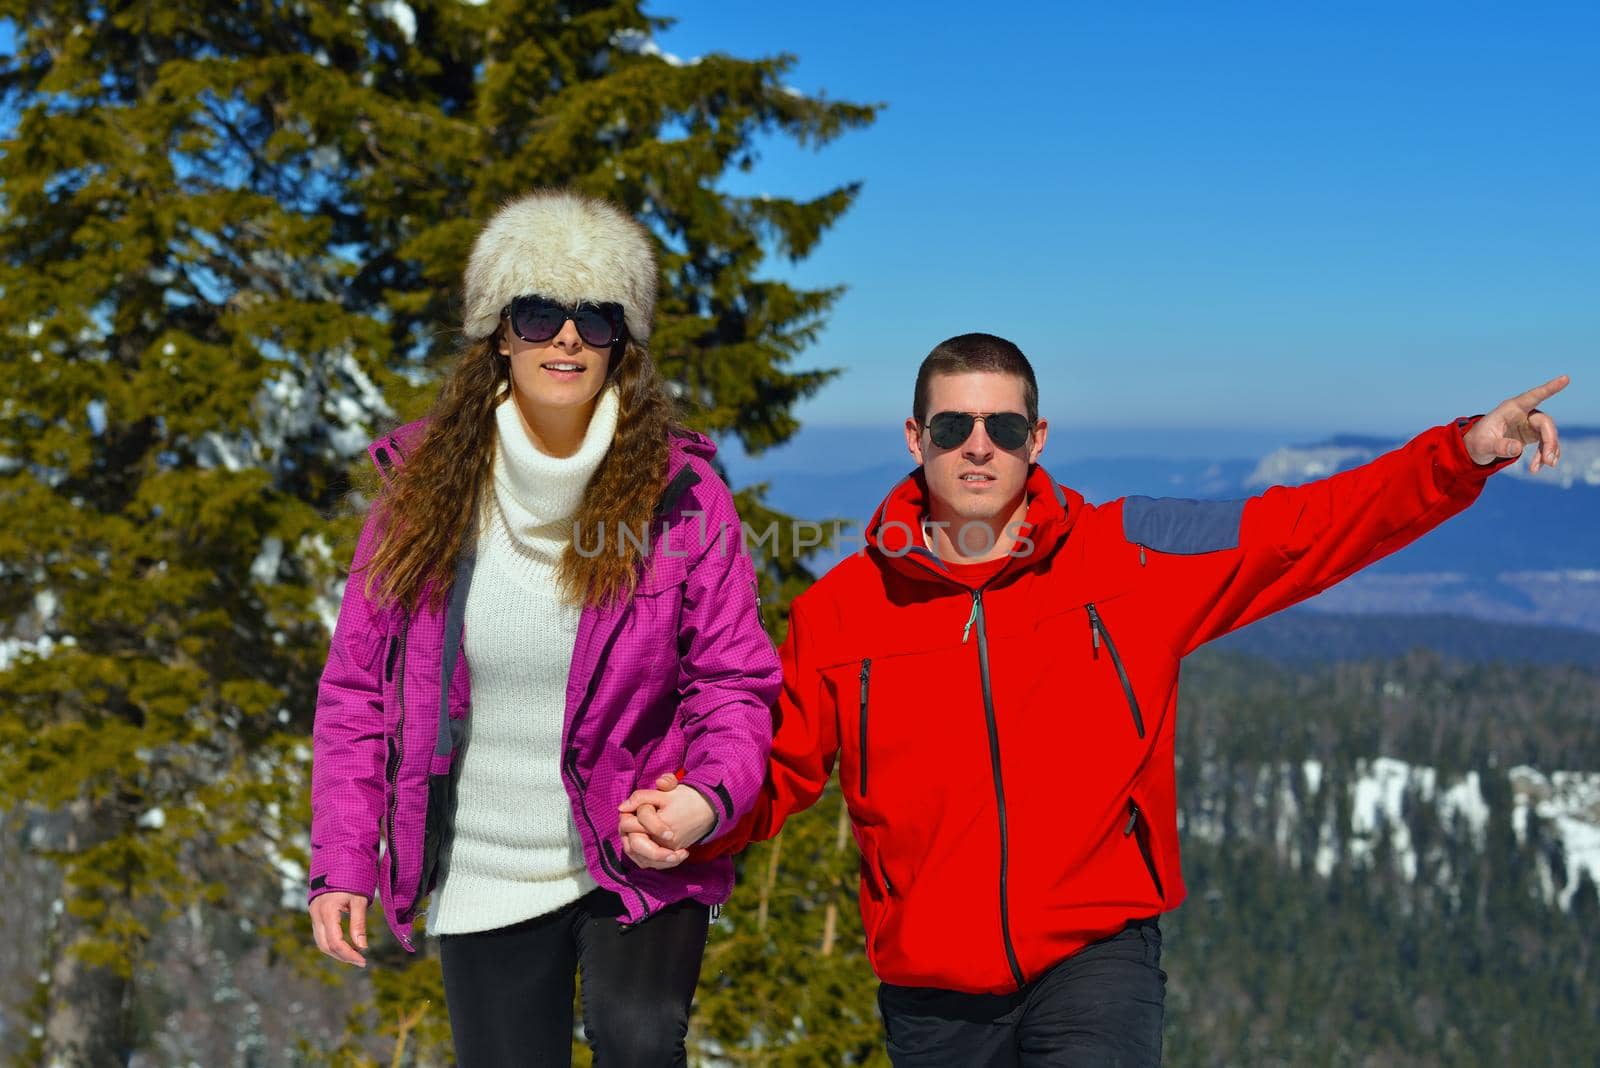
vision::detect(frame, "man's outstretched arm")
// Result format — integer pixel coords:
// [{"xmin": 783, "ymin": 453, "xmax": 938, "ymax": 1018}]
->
[{"xmin": 1147, "ymin": 375, "xmax": 1570, "ymax": 656}]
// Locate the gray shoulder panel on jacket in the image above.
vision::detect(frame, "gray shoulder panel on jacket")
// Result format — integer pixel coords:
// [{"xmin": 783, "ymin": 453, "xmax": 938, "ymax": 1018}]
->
[{"xmin": 1121, "ymin": 495, "xmax": 1247, "ymax": 555}]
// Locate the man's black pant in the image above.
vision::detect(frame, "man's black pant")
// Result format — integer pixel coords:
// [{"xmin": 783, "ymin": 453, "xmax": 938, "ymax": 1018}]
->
[
  {"xmin": 438, "ymin": 889, "xmax": 709, "ymax": 1067},
  {"xmin": 876, "ymin": 918, "xmax": 1166, "ymax": 1067}
]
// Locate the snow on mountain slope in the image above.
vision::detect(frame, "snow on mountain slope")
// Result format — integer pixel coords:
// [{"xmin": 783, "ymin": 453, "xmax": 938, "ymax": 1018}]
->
[{"xmin": 1181, "ymin": 757, "xmax": 1600, "ymax": 911}]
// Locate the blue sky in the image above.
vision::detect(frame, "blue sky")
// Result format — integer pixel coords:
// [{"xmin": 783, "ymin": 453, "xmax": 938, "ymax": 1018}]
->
[{"xmin": 655, "ymin": 2, "xmax": 1597, "ymax": 447}]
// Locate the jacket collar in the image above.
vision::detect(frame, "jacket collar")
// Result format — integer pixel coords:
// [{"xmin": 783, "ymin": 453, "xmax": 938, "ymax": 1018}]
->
[{"xmin": 863, "ymin": 463, "xmax": 1084, "ymax": 588}]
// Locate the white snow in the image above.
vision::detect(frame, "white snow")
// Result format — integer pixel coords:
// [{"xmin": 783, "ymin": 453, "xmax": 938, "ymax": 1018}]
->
[
  {"xmin": 1182, "ymin": 755, "xmax": 1595, "ymax": 912},
  {"xmin": 0, "ymin": 635, "xmax": 55, "ymax": 671},
  {"xmin": 249, "ymin": 537, "xmax": 284, "ymax": 586},
  {"xmin": 1247, "ymin": 444, "xmax": 1386, "ymax": 488},
  {"xmin": 1439, "ymin": 770, "xmax": 1488, "ymax": 847},
  {"xmin": 197, "ymin": 431, "xmax": 248, "ymax": 472},
  {"xmin": 377, "ymin": 0, "xmax": 417, "ymax": 42},
  {"xmin": 610, "ymin": 28, "xmax": 695, "ymax": 67},
  {"xmin": 1349, "ymin": 757, "xmax": 1427, "ymax": 879},
  {"xmin": 1510, "ymin": 766, "xmax": 1600, "ymax": 908},
  {"xmin": 1303, "ymin": 757, "xmax": 1323, "ymax": 796}
]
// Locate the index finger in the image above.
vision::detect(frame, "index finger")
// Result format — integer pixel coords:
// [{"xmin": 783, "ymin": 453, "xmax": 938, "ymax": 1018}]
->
[
  {"xmin": 624, "ymin": 830, "xmax": 687, "ymax": 865},
  {"xmin": 618, "ymin": 789, "xmax": 672, "ymax": 813},
  {"xmin": 1512, "ymin": 374, "xmax": 1570, "ymax": 410},
  {"xmin": 634, "ymin": 802, "xmax": 674, "ymax": 842},
  {"xmin": 328, "ymin": 926, "xmax": 367, "ymax": 968}
]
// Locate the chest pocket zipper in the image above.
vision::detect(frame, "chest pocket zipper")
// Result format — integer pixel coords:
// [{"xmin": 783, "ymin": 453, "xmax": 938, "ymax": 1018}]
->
[
  {"xmin": 858, "ymin": 658, "xmax": 872, "ymax": 795},
  {"xmin": 1086, "ymin": 602, "xmax": 1145, "ymax": 739}
]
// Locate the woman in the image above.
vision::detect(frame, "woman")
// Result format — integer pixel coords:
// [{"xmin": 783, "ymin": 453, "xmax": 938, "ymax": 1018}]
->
[{"xmin": 306, "ymin": 190, "xmax": 780, "ymax": 1066}]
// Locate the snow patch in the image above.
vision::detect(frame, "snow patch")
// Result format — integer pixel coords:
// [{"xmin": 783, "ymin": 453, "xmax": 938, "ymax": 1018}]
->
[
  {"xmin": 0, "ymin": 635, "xmax": 56, "ymax": 671},
  {"xmin": 377, "ymin": 0, "xmax": 417, "ymax": 42},
  {"xmin": 249, "ymin": 537, "xmax": 284, "ymax": 586},
  {"xmin": 1511, "ymin": 766, "xmax": 1600, "ymax": 908},
  {"xmin": 610, "ymin": 27, "xmax": 695, "ymax": 66},
  {"xmin": 1247, "ymin": 444, "xmax": 1385, "ymax": 488},
  {"xmin": 1184, "ymin": 754, "xmax": 1593, "ymax": 912},
  {"xmin": 198, "ymin": 431, "xmax": 249, "ymax": 472}
]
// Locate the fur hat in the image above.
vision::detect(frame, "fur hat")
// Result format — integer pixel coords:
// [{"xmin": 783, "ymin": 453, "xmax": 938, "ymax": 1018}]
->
[{"xmin": 461, "ymin": 190, "xmax": 657, "ymax": 343}]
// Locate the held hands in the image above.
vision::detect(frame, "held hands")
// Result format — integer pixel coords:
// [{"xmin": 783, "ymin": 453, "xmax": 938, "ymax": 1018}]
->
[
  {"xmin": 617, "ymin": 772, "xmax": 707, "ymax": 870},
  {"xmin": 1462, "ymin": 375, "xmax": 1570, "ymax": 471},
  {"xmin": 309, "ymin": 892, "xmax": 369, "ymax": 968}
]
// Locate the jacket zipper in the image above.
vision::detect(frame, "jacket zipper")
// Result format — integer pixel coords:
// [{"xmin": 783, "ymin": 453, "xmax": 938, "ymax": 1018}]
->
[
  {"xmin": 1124, "ymin": 801, "xmax": 1165, "ymax": 899},
  {"xmin": 563, "ymin": 621, "xmax": 652, "ymax": 923},
  {"xmin": 858, "ymin": 658, "xmax": 872, "ymax": 796},
  {"xmin": 971, "ymin": 587, "xmax": 1026, "ymax": 991},
  {"xmin": 385, "ymin": 620, "xmax": 410, "ymax": 905},
  {"xmin": 1086, "ymin": 603, "xmax": 1145, "ymax": 739}
]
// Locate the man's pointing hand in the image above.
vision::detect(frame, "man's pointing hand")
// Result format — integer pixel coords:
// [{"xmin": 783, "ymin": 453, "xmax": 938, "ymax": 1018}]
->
[{"xmin": 1462, "ymin": 375, "xmax": 1569, "ymax": 472}]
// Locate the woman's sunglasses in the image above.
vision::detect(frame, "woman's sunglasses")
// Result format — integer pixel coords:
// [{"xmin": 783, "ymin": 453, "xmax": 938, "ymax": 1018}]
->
[
  {"xmin": 501, "ymin": 295, "xmax": 626, "ymax": 349},
  {"xmin": 923, "ymin": 410, "xmax": 1034, "ymax": 451}
]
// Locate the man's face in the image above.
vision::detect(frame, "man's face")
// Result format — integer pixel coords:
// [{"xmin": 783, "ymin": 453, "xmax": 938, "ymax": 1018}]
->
[{"xmin": 904, "ymin": 371, "xmax": 1048, "ymax": 526}]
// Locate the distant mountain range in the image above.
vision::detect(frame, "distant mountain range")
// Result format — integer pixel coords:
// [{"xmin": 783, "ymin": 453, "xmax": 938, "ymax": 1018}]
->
[
  {"xmin": 1215, "ymin": 609, "xmax": 1600, "ymax": 668},
  {"xmin": 724, "ymin": 424, "xmax": 1600, "ymax": 635}
]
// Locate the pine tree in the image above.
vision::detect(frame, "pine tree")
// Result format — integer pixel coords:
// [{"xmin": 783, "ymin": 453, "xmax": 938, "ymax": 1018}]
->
[
  {"xmin": 0, "ymin": 2, "xmax": 874, "ymax": 1061},
  {"xmin": 694, "ymin": 782, "xmax": 887, "ymax": 1065}
]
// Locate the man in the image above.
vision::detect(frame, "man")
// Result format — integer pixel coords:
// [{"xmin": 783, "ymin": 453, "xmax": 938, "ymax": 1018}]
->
[{"xmin": 618, "ymin": 333, "xmax": 1569, "ymax": 1066}]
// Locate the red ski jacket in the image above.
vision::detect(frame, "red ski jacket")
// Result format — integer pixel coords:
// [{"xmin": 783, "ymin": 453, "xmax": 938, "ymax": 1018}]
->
[{"xmin": 696, "ymin": 420, "xmax": 1509, "ymax": 994}]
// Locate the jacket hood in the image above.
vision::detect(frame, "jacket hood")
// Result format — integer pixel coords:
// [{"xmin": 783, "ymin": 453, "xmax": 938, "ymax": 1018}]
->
[
  {"xmin": 863, "ymin": 463, "xmax": 1084, "ymax": 586},
  {"xmin": 667, "ymin": 426, "xmax": 717, "ymax": 464}
]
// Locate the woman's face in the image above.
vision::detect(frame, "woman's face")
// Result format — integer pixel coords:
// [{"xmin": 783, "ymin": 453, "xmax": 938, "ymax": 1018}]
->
[{"xmin": 497, "ymin": 315, "xmax": 613, "ymax": 415}]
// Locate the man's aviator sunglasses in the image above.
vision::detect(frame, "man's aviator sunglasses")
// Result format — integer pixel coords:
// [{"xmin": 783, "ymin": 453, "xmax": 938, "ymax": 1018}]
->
[
  {"xmin": 501, "ymin": 295, "xmax": 626, "ymax": 349},
  {"xmin": 922, "ymin": 411, "xmax": 1035, "ymax": 451}
]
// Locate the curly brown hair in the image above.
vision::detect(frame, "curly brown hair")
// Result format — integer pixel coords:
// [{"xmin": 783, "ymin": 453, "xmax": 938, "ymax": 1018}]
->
[{"xmin": 363, "ymin": 335, "xmax": 677, "ymax": 612}]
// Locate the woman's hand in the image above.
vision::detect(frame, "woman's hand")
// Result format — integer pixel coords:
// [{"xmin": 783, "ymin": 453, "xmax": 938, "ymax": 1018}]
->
[
  {"xmin": 617, "ymin": 773, "xmax": 710, "ymax": 870},
  {"xmin": 309, "ymin": 892, "xmax": 369, "ymax": 967}
]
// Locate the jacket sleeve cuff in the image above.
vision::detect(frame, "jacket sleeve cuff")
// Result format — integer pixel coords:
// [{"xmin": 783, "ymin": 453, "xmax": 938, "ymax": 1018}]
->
[
  {"xmin": 1444, "ymin": 415, "xmax": 1519, "ymax": 482},
  {"xmin": 688, "ymin": 809, "xmax": 758, "ymax": 861},
  {"xmin": 307, "ymin": 848, "xmax": 378, "ymax": 905},
  {"xmin": 679, "ymin": 774, "xmax": 739, "ymax": 847}
]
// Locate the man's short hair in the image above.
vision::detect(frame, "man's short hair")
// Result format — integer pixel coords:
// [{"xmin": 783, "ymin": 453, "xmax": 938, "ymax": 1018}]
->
[{"xmin": 912, "ymin": 333, "xmax": 1039, "ymax": 424}]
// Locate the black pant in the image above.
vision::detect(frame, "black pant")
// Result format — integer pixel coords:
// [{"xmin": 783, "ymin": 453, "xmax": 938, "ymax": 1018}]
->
[
  {"xmin": 438, "ymin": 889, "xmax": 709, "ymax": 1067},
  {"xmin": 876, "ymin": 919, "xmax": 1166, "ymax": 1067}
]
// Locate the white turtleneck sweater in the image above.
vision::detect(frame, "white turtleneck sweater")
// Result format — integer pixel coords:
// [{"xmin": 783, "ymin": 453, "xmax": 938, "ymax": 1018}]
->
[{"xmin": 428, "ymin": 387, "xmax": 619, "ymax": 935}]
